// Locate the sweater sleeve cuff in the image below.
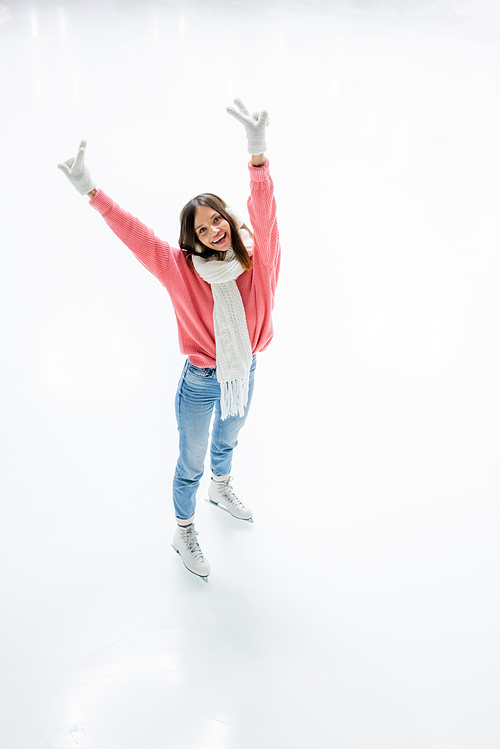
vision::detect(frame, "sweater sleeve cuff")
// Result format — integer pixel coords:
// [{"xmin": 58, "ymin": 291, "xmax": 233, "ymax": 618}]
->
[
  {"xmin": 248, "ymin": 158, "xmax": 270, "ymax": 182},
  {"xmin": 89, "ymin": 188, "xmax": 114, "ymax": 214}
]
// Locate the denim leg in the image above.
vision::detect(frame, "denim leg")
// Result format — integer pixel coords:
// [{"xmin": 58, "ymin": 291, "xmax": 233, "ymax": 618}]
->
[
  {"xmin": 210, "ymin": 356, "xmax": 257, "ymax": 477},
  {"xmin": 173, "ymin": 361, "xmax": 219, "ymax": 520}
]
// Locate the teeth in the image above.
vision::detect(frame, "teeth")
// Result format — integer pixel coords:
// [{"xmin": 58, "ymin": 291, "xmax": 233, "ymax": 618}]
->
[{"xmin": 213, "ymin": 234, "xmax": 225, "ymax": 245}]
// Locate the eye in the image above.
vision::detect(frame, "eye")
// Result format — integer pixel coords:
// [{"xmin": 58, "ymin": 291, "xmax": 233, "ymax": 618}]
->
[{"xmin": 214, "ymin": 216, "xmax": 220, "ymax": 223}]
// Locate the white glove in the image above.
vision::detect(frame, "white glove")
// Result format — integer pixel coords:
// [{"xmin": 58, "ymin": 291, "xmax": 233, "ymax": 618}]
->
[
  {"xmin": 57, "ymin": 140, "xmax": 96, "ymax": 196},
  {"xmin": 226, "ymin": 98, "xmax": 269, "ymax": 155}
]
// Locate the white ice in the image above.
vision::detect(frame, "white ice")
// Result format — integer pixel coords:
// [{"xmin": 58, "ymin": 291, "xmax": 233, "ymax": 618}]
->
[{"xmin": 1, "ymin": 0, "xmax": 500, "ymax": 747}]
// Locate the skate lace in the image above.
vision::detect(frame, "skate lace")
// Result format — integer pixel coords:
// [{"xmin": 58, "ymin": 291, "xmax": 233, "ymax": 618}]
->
[
  {"xmin": 220, "ymin": 478, "xmax": 245, "ymax": 508},
  {"xmin": 180, "ymin": 527, "xmax": 206, "ymax": 563}
]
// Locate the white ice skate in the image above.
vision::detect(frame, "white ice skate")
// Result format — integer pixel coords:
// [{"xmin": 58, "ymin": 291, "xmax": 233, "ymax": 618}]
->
[
  {"xmin": 206, "ymin": 476, "xmax": 254, "ymax": 522},
  {"xmin": 172, "ymin": 524, "xmax": 211, "ymax": 582}
]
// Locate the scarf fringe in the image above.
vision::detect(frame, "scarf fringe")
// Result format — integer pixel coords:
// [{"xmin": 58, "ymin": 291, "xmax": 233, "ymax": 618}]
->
[
  {"xmin": 193, "ymin": 247, "xmax": 253, "ymax": 421},
  {"xmin": 220, "ymin": 375, "xmax": 249, "ymax": 420}
]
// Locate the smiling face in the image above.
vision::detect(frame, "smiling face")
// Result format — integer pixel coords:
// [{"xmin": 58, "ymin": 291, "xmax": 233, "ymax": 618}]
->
[{"xmin": 194, "ymin": 205, "xmax": 232, "ymax": 251}]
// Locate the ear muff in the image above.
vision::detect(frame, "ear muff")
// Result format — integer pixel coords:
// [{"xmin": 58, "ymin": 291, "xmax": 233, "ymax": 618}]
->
[{"xmin": 225, "ymin": 206, "xmax": 244, "ymax": 229}]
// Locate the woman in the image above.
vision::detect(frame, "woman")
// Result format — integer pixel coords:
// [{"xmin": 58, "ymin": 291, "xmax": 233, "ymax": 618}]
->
[{"xmin": 58, "ymin": 99, "xmax": 281, "ymax": 582}]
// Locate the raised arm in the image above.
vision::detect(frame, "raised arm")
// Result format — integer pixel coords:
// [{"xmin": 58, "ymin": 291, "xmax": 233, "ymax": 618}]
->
[
  {"xmin": 58, "ymin": 141, "xmax": 170, "ymax": 285},
  {"xmin": 247, "ymin": 160, "xmax": 279, "ymax": 270},
  {"xmin": 226, "ymin": 99, "xmax": 279, "ymax": 268}
]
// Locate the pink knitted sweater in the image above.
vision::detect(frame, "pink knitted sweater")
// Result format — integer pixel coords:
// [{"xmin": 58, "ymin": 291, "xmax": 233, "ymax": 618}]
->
[{"xmin": 90, "ymin": 159, "xmax": 280, "ymax": 368}]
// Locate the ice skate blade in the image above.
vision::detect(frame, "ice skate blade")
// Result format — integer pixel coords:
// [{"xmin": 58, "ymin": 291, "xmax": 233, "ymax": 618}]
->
[
  {"xmin": 205, "ymin": 497, "xmax": 254, "ymax": 522},
  {"xmin": 171, "ymin": 544, "xmax": 210, "ymax": 582}
]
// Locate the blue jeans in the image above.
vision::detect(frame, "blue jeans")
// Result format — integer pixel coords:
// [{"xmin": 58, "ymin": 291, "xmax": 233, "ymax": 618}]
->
[{"xmin": 173, "ymin": 355, "xmax": 257, "ymax": 521}]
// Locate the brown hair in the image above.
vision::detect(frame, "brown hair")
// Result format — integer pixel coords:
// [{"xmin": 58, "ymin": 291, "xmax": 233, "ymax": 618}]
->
[{"xmin": 179, "ymin": 193, "xmax": 253, "ymax": 272}]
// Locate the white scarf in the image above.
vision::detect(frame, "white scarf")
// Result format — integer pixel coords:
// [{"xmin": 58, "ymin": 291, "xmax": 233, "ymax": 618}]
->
[{"xmin": 192, "ymin": 245, "xmax": 253, "ymax": 420}]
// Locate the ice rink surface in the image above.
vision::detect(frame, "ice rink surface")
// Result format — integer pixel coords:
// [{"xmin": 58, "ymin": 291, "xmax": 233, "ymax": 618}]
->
[{"xmin": 1, "ymin": 0, "xmax": 500, "ymax": 746}]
